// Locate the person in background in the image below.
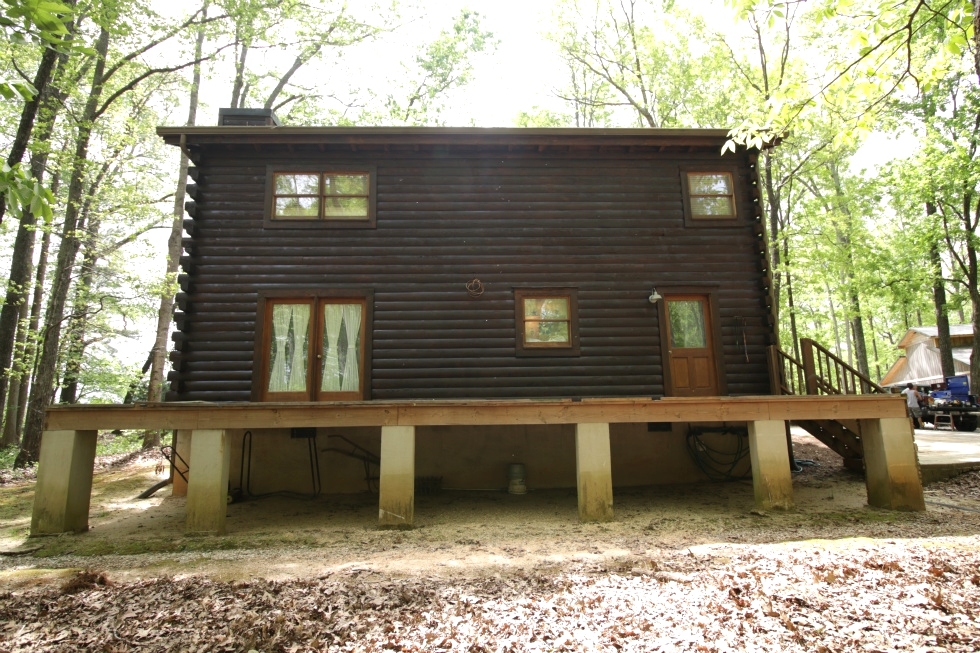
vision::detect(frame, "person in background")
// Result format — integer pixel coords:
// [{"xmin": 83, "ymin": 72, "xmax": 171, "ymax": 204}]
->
[{"xmin": 902, "ymin": 382, "xmax": 924, "ymax": 429}]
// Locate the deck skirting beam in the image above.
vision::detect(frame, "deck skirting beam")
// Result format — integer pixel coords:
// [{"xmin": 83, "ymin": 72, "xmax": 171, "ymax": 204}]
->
[
  {"xmin": 378, "ymin": 425, "xmax": 415, "ymax": 529},
  {"xmin": 748, "ymin": 420, "xmax": 794, "ymax": 510},
  {"xmin": 859, "ymin": 418, "xmax": 925, "ymax": 511},
  {"xmin": 185, "ymin": 429, "xmax": 230, "ymax": 534},
  {"xmin": 30, "ymin": 430, "xmax": 98, "ymax": 535},
  {"xmin": 575, "ymin": 423, "xmax": 614, "ymax": 522}
]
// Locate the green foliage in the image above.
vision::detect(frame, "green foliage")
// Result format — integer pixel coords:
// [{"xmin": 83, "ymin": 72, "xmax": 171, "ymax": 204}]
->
[
  {"xmin": 95, "ymin": 430, "xmax": 145, "ymax": 456},
  {"xmin": 0, "ymin": 161, "xmax": 54, "ymax": 219},
  {"xmin": 550, "ymin": 0, "xmax": 739, "ymax": 128},
  {"xmin": 515, "ymin": 107, "xmax": 574, "ymax": 127},
  {"xmin": 383, "ymin": 9, "xmax": 496, "ymax": 125},
  {"xmin": 0, "ymin": 0, "xmax": 72, "ymax": 46},
  {"xmin": 0, "ymin": 444, "xmax": 18, "ymax": 469}
]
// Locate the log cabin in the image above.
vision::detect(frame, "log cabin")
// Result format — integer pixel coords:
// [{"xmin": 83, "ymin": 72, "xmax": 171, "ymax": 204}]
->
[{"xmin": 28, "ymin": 110, "xmax": 923, "ymax": 536}]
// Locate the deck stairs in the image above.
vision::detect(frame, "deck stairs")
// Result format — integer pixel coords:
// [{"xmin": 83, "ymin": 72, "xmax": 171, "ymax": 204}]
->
[{"xmin": 768, "ymin": 338, "xmax": 886, "ymax": 471}]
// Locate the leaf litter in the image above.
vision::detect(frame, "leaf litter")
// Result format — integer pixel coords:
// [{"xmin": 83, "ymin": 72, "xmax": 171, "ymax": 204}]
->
[
  {"xmin": 0, "ymin": 542, "xmax": 978, "ymax": 652},
  {"xmin": 1, "ymin": 435, "xmax": 980, "ymax": 651}
]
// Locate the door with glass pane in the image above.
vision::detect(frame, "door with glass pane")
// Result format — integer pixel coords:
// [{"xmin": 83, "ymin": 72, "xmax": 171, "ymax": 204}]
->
[
  {"xmin": 262, "ymin": 297, "xmax": 366, "ymax": 401},
  {"xmin": 313, "ymin": 299, "xmax": 365, "ymax": 401},
  {"xmin": 664, "ymin": 295, "xmax": 718, "ymax": 396}
]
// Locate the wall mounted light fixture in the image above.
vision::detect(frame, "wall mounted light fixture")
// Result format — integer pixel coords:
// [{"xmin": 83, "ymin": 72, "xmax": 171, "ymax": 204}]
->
[{"xmin": 648, "ymin": 288, "xmax": 662, "ymax": 304}]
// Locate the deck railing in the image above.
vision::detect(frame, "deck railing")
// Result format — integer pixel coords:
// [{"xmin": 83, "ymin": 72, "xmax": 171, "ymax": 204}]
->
[
  {"xmin": 769, "ymin": 338, "xmax": 885, "ymax": 396},
  {"xmin": 767, "ymin": 345, "xmax": 807, "ymax": 396}
]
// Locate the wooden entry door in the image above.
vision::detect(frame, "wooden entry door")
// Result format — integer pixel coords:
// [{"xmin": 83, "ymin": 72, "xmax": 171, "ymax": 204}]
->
[{"xmin": 664, "ymin": 295, "xmax": 718, "ymax": 396}]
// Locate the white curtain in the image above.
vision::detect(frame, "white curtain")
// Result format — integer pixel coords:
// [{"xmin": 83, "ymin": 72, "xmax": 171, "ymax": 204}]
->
[
  {"xmin": 287, "ymin": 304, "xmax": 310, "ymax": 392},
  {"xmin": 268, "ymin": 303, "xmax": 309, "ymax": 393},
  {"xmin": 341, "ymin": 303, "xmax": 362, "ymax": 392},
  {"xmin": 268, "ymin": 305, "xmax": 292, "ymax": 393},
  {"xmin": 321, "ymin": 304, "xmax": 344, "ymax": 391}
]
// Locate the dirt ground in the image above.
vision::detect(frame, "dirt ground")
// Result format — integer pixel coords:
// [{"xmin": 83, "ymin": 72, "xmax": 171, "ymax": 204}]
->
[{"xmin": 1, "ymin": 433, "xmax": 979, "ymax": 651}]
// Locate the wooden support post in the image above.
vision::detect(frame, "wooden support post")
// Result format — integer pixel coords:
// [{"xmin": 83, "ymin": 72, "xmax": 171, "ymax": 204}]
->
[
  {"xmin": 30, "ymin": 430, "xmax": 98, "ymax": 535},
  {"xmin": 859, "ymin": 417, "xmax": 925, "ymax": 511},
  {"xmin": 800, "ymin": 338, "xmax": 818, "ymax": 395},
  {"xmin": 172, "ymin": 429, "xmax": 191, "ymax": 497},
  {"xmin": 767, "ymin": 345, "xmax": 782, "ymax": 395},
  {"xmin": 748, "ymin": 420, "xmax": 794, "ymax": 510},
  {"xmin": 575, "ymin": 423, "xmax": 614, "ymax": 522},
  {"xmin": 378, "ymin": 425, "xmax": 415, "ymax": 529},
  {"xmin": 185, "ymin": 429, "xmax": 230, "ymax": 535}
]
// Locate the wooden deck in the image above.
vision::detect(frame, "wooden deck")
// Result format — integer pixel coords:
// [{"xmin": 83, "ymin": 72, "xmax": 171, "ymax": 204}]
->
[
  {"xmin": 45, "ymin": 394, "xmax": 908, "ymax": 431},
  {"xmin": 32, "ymin": 394, "xmax": 922, "ymax": 537}
]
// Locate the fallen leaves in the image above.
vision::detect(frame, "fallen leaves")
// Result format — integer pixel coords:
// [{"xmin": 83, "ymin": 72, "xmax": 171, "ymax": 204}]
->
[{"xmin": 0, "ymin": 542, "xmax": 978, "ymax": 652}]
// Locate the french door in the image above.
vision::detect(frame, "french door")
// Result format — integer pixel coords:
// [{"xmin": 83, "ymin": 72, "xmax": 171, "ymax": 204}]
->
[{"xmin": 261, "ymin": 297, "xmax": 366, "ymax": 401}]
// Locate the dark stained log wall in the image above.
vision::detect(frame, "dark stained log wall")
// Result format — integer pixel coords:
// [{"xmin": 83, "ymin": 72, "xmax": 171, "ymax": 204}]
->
[{"xmin": 167, "ymin": 142, "xmax": 774, "ymax": 401}]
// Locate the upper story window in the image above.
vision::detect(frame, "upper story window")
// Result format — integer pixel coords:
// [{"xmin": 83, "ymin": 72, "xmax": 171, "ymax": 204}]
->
[
  {"xmin": 265, "ymin": 165, "xmax": 376, "ymax": 229},
  {"xmin": 680, "ymin": 168, "xmax": 739, "ymax": 227},
  {"xmin": 515, "ymin": 288, "xmax": 580, "ymax": 357},
  {"xmin": 687, "ymin": 173, "xmax": 734, "ymax": 218}
]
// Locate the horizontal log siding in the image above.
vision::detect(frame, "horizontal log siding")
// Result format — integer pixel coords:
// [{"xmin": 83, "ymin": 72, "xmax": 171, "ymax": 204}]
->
[{"xmin": 172, "ymin": 149, "xmax": 772, "ymax": 401}]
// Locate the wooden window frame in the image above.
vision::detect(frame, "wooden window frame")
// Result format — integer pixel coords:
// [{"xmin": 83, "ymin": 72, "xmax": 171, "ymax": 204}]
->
[
  {"xmin": 251, "ymin": 288, "xmax": 374, "ymax": 401},
  {"xmin": 264, "ymin": 164, "xmax": 377, "ymax": 229},
  {"xmin": 680, "ymin": 166, "xmax": 741, "ymax": 228},
  {"xmin": 514, "ymin": 288, "xmax": 580, "ymax": 357}
]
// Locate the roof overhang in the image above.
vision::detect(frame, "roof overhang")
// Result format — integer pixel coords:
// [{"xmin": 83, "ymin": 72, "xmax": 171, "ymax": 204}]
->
[{"xmin": 156, "ymin": 126, "xmax": 747, "ymax": 156}]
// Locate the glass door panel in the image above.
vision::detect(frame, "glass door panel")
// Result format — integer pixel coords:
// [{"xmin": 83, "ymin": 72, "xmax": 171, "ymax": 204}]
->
[
  {"xmin": 667, "ymin": 299, "xmax": 707, "ymax": 349},
  {"xmin": 266, "ymin": 301, "xmax": 312, "ymax": 397},
  {"xmin": 317, "ymin": 300, "xmax": 364, "ymax": 400}
]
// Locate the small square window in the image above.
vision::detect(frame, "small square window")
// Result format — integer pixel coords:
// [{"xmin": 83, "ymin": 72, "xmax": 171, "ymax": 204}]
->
[
  {"xmin": 687, "ymin": 172, "xmax": 734, "ymax": 218},
  {"xmin": 680, "ymin": 168, "xmax": 740, "ymax": 227},
  {"xmin": 266, "ymin": 165, "xmax": 376, "ymax": 229},
  {"xmin": 515, "ymin": 289, "xmax": 579, "ymax": 356}
]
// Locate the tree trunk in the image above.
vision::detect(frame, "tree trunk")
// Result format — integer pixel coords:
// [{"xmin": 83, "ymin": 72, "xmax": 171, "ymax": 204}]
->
[
  {"xmin": 0, "ymin": 297, "xmax": 30, "ymax": 447},
  {"xmin": 13, "ymin": 209, "xmax": 54, "ymax": 445},
  {"xmin": 928, "ymin": 203, "xmax": 956, "ymax": 377},
  {"xmin": 230, "ymin": 29, "xmax": 248, "ymax": 107},
  {"xmin": 848, "ymin": 291, "xmax": 870, "ymax": 377},
  {"xmin": 782, "ymin": 235, "xmax": 799, "ymax": 359},
  {"xmin": 868, "ymin": 314, "xmax": 882, "ymax": 381},
  {"xmin": 0, "ymin": 36, "xmax": 63, "ymax": 225},
  {"xmin": 968, "ymin": 249, "xmax": 979, "ymax": 394},
  {"xmin": 58, "ymin": 216, "xmax": 101, "ymax": 404},
  {"xmin": 16, "ymin": 27, "xmax": 111, "ymax": 467},
  {"xmin": 145, "ymin": 9, "xmax": 207, "ymax": 448},
  {"xmin": 0, "ymin": 98, "xmax": 64, "ymax": 427},
  {"xmin": 764, "ymin": 151, "xmax": 781, "ymax": 341},
  {"xmin": 826, "ymin": 281, "xmax": 842, "ymax": 358}
]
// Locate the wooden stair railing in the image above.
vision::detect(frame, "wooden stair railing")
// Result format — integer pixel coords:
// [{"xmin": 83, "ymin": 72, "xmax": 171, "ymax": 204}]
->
[
  {"xmin": 799, "ymin": 338, "xmax": 885, "ymax": 396},
  {"xmin": 768, "ymin": 338, "xmax": 887, "ymax": 471},
  {"xmin": 767, "ymin": 345, "xmax": 807, "ymax": 396}
]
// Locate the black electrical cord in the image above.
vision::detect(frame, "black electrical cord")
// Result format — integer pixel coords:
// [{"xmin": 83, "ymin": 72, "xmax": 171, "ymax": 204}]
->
[
  {"xmin": 238, "ymin": 430, "xmax": 322, "ymax": 500},
  {"xmin": 685, "ymin": 428, "xmax": 751, "ymax": 482}
]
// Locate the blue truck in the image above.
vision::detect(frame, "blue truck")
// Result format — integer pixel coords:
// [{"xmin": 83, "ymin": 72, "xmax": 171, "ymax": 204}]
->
[{"xmin": 925, "ymin": 375, "xmax": 979, "ymax": 432}]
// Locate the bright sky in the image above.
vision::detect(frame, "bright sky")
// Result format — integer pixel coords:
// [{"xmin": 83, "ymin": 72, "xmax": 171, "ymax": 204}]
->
[
  {"xmin": 419, "ymin": 0, "xmax": 568, "ymax": 126},
  {"xmin": 175, "ymin": 0, "xmax": 571, "ymax": 127}
]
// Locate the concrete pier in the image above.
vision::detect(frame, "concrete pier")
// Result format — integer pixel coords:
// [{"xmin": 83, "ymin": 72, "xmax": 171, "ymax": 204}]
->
[
  {"xmin": 185, "ymin": 429, "xmax": 230, "ymax": 534},
  {"xmin": 575, "ymin": 422, "xmax": 614, "ymax": 522},
  {"xmin": 748, "ymin": 420, "xmax": 794, "ymax": 510},
  {"xmin": 30, "ymin": 430, "xmax": 98, "ymax": 535},
  {"xmin": 860, "ymin": 417, "xmax": 925, "ymax": 511},
  {"xmin": 378, "ymin": 425, "xmax": 415, "ymax": 528}
]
